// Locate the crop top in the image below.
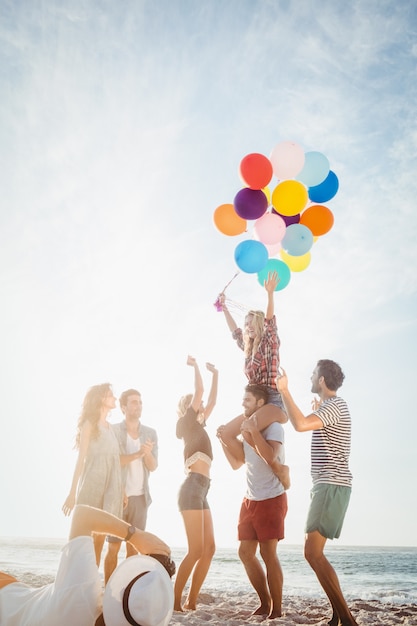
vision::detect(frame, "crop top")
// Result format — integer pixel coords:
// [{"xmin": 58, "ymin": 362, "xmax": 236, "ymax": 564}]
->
[{"xmin": 176, "ymin": 406, "xmax": 213, "ymax": 465}]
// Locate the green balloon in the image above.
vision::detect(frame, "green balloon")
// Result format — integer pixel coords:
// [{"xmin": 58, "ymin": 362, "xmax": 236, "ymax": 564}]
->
[{"xmin": 257, "ymin": 259, "xmax": 291, "ymax": 291}]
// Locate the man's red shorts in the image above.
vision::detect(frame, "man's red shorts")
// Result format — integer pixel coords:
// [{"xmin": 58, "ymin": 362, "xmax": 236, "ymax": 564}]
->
[{"xmin": 238, "ymin": 493, "xmax": 287, "ymax": 542}]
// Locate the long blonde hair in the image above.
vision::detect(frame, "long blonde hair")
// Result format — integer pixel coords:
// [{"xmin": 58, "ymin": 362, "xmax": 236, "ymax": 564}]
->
[
  {"xmin": 243, "ymin": 310, "xmax": 265, "ymax": 357},
  {"xmin": 75, "ymin": 383, "xmax": 112, "ymax": 448}
]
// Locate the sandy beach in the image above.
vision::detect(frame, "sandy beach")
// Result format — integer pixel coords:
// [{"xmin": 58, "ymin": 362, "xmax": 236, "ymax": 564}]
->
[
  {"xmin": 171, "ymin": 591, "xmax": 417, "ymax": 626},
  {"xmin": 13, "ymin": 571, "xmax": 417, "ymax": 625}
]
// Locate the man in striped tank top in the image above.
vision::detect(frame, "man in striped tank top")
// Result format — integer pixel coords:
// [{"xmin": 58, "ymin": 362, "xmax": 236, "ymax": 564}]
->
[{"xmin": 276, "ymin": 360, "xmax": 358, "ymax": 626}]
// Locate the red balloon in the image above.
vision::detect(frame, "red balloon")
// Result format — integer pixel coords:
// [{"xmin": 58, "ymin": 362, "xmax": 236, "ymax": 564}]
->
[{"xmin": 239, "ymin": 153, "xmax": 273, "ymax": 190}]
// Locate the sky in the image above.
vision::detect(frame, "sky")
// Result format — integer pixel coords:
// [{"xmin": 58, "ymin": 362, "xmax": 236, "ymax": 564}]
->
[{"xmin": 0, "ymin": 0, "xmax": 416, "ymax": 550}]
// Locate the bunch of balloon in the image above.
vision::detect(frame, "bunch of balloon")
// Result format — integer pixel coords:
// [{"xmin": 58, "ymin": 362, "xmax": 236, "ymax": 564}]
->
[{"xmin": 212, "ymin": 142, "xmax": 339, "ymax": 292}]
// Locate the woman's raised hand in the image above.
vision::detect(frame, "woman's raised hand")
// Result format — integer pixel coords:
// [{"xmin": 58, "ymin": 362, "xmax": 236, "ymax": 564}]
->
[
  {"xmin": 218, "ymin": 293, "xmax": 227, "ymax": 309},
  {"xmin": 264, "ymin": 270, "xmax": 279, "ymax": 293},
  {"xmin": 187, "ymin": 355, "xmax": 197, "ymax": 367},
  {"xmin": 206, "ymin": 362, "xmax": 217, "ymax": 374}
]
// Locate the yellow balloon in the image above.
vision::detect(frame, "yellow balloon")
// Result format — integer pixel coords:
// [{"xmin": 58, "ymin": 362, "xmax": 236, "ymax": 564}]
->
[
  {"xmin": 261, "ymin": 186, "xmax": 271, "ymax": 205},
  {"xmin": 280, "ymin": 249, "xmax": 311, "ymax": 272},
  {"xmin": 271, "ymin": 180, "xmax": 308, "ymax": 216}
]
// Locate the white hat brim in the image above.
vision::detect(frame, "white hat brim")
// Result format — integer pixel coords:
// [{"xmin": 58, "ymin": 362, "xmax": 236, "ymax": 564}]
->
[{"xmin": 103, "ymin": 554, "xmax": 174, "ymax": 626}]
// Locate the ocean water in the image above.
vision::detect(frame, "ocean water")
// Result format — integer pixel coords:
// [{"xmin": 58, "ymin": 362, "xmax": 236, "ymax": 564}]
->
[{"xmin": 1, "ymin": 538, "xmax": 416, "ymax": 605}]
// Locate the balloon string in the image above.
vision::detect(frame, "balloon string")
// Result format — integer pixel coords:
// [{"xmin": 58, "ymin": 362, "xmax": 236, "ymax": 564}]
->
[
  {"xmin": 213, "ymin": 272, "xmax": 239, "ymax": 312},
  {"xmin": 221, "ymin": 272, "xmax": 239, "ymax": 293}
]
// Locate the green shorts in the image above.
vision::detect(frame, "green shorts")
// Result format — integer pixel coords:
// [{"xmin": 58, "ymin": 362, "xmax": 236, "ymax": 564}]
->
[{"xmin": 305, "ymin": 483, "xmax": 351, "ymax": 539}]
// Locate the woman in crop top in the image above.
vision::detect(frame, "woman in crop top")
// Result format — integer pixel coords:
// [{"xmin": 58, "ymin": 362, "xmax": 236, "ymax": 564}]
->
[{"xmin": 174, "ymin": 355, "xmax": 218, "ymax": 612}]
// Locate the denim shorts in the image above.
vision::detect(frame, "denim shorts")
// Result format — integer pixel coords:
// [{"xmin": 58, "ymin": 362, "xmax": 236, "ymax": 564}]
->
[
  {"xmin": 266, "ymin": 387, "xmax": 285, "ymax": 410},
  {"xmin": 178, "ymin": 472, "xmax": 211, "ymax": 511}
]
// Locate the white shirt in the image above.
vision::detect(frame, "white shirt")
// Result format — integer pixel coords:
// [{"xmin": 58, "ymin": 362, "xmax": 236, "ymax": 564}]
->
[
  {"xmin": 125, "ymin": 433, "xmax": 145, "ymax": 497},
  {"xmin": 0, "ymin": 537, "xmax": 101, "ymax": 626}
]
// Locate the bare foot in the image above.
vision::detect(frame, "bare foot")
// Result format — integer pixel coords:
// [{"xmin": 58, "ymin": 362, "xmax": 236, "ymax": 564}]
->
[
  {"xmin": 328, "ymin": 613, "xmax": 340, "ymax": 626},
  {"xmin": 268, "ymin": 609, "xmax": 282, "ymax": 619},
  {"xmin": 252, "ymin": 604, "xmax": 271, "ymax": 616},
  {"xmin": 183, "ymin": 602, "xmax": 197, "ymax": 611},
  {"xmin": 174, "ymin": 604, "xmax": 184, "ymax": 612}
]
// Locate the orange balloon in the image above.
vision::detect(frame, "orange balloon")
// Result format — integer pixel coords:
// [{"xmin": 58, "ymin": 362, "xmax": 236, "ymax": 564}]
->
[
  {"xmin": 213, "ymin": 203, "xmax": 247, "ymax": 236},
  {"xmin": 300, "ymin": 204, "xmax": 334, "ymax": 236},
  {"xmin": 271, "ymin": 180, "xmax": 308, "ymax": 216}
]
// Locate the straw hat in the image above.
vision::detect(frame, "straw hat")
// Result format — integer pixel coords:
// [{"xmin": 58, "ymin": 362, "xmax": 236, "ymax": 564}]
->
[{"xmin": 103, "ymin": 555, "xmax": 174, "ymax": 626}]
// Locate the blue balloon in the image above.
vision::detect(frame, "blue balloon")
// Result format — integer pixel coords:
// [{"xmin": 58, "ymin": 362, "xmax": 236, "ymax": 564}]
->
[
  {"xmin": 296, "ymin": 151, "xmax": 330, "ymax": 187},
  {"xmin": 234, "ymin": 239, "xmax": 268, "ymax": 273},
  {"xmin": 308, "ymin": 170, "xmax": 339, "ymax": 203},
  {"xmin": 257, "ymin": 259, "xmax": 291, "ymax": 291},
  {"xmin": 282, "ymin": 224, "xmax": 313, "ymax": 256}
]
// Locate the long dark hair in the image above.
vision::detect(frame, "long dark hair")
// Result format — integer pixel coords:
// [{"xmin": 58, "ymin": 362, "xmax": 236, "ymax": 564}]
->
[{"xmin": 75, "ymin": 383, "xmax": 112, "ymax": 448}]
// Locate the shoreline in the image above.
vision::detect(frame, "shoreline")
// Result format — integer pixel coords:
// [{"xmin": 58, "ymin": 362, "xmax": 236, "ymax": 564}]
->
[{"xmin": 171, "ymin": 591, "xmax": 417, "ymax": 626}]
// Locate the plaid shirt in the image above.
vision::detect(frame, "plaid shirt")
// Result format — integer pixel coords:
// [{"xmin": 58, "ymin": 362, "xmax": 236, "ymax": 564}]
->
[{"xmin": 232, "ymin": 315, "xmax": 280, "ymax": 388}]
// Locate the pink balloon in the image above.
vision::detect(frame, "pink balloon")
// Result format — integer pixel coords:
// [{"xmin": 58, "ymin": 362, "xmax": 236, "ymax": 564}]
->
[
  {"xmin": 254, "ymin": 212, "xmax": 286, "ymax": 245},
  {"xmin": 266, "ymin": 241, "xmax": 282, "ymax": 257},
  {"xmin": 269, "ymin": 141, "xmax": 305, "ymax": 180}
]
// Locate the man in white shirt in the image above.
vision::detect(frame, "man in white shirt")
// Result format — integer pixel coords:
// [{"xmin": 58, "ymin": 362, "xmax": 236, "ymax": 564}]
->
[
  {"xmin": 217, "ymin": 384, "xmax": 287, "ymax": 620},
  {"xmin": 105, "ymin": 389, "xmax": 158, "ymax": 582}
]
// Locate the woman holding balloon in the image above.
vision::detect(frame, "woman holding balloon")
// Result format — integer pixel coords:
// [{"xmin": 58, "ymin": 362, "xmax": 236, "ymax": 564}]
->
[{"xmin": 218, "ymin": 270, "xmax": 290, "ymax": 489}]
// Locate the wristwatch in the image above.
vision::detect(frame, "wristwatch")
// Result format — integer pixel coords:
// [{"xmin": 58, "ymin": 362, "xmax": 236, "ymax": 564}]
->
[{"xmin": 124, "ymin": 525, "xmax": 136, "ymax": 542}]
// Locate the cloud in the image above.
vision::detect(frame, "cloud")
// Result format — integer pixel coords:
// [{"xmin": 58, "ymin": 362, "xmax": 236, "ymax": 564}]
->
[{"xmin": 1, "ymin": 0, "xmax": 416, "ymax": 546}]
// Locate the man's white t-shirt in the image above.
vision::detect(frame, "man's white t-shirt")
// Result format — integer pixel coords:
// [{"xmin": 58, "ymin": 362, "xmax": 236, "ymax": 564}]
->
[
  {"xmin": 125, "ymin": 433, "xmax": 145, "ymax": 497},
  {"xmin": 0, "ymin": 536, "xmax": 101, "ymax": 626},
  {"xmin": 243, "ymin": 422, "xmax": 285, "ymax": 501}
]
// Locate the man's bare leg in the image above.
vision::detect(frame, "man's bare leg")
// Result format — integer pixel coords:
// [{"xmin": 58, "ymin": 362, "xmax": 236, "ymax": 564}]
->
[
  {"xmin": 238, "ymin": 540, "xmax": 271, "ymax": 616},
  {"xmin": 260, "ymin": 539, "xmax": 283, "ymax": 618},
  {"xmin": 304, "ymin": 531, "xmax": 358, "ymax": 626}
]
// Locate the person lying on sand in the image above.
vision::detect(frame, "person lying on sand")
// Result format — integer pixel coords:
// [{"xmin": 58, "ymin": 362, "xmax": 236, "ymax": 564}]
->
[{"xmin": 0, "ymin": 504, "xmax": 175, "ymax": 626}]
